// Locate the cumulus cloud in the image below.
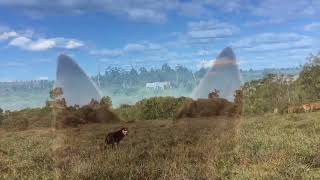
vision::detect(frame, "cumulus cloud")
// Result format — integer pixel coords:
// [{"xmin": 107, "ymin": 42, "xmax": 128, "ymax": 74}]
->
[
  {"xmin": 27, "ymin": 38, "xmax": 57, "ymax": 51},
  {"xmin": 9, "ymin": 36, "xmax": 31, "ymax": 47},
  {"xmin": 9, "ymin": 36, "xmax": 84, "ymax": 51},
  {"xmin": 65, "ymin": 39, "xmax": 84, "ymax": 49}
]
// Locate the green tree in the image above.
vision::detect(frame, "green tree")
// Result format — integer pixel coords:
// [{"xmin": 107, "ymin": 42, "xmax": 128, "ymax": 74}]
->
[
  {"xmin": 297, "ymin": 53, "xmax": 320, "ymax": 102},
  {"xmin": 49, "ymin": 87, "xmax": 63, "ymax": 100},
  {"xmin": 243, "ymin": 74, "xmax": 292, "ymax": 115},
  {"xmin": 100, "ymin": 96, "xmax": 112, "ymax": 108}
]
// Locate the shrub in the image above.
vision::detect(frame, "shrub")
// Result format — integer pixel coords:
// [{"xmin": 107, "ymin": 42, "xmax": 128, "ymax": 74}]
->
[
  {"xmin": 56, "ymin": 99, "xmax": 120, "ymax": 128},
  {"xmin": 0, "ymin": 107, "xmax": 52, "ymax": 130},
  {"xmin": 176, "ymin": 97, "xmax": 237, "ymax": 119},
  {"xmin": 116, "ymin": 96, "xmax": 192, "ymax": 121},
  {"xmin": 100, "ymin": 96, "xmax": 112, "ymax": 108}
]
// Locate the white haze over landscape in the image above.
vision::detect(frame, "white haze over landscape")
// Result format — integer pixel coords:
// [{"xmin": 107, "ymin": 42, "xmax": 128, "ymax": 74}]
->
[
  {"xmin": 0, "ymin": 0, "xmax": 318, "ymax": 110},
  {"xmin": 0, "ymin": 47, "xmax": 302, "ymax": 111}
]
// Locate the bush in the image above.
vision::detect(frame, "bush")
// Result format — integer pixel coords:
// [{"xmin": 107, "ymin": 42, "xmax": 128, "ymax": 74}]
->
[
  {"xmin": 296, "ymin": 53, "xmax": 320, "ymax": 103},
  {"xmin": 0, "ymin": 107, "xmax": 52, "ymax": 130},
  {"xmin": 243, "ymin": 74, "xmax": 292, "ymax": 115},
  {"xmin": 176, "ymin": 94, "xmax": 242, "ymax": 119},
  {"xmin": 56, "ymin": 99, "xmax": 120, "ymax": 128},
  {"xmin": 116, "ymin": 96, "xmax": 192, "ymax": 121},
  {"xmin": 100, "ymin": 96, "xmax": 112, "ymax": 108}
]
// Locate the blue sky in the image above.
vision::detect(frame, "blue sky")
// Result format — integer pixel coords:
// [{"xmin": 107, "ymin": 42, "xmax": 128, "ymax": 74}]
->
[{"xmin": 0, "ymin": 0, "xmax": 319, "ymax": 81}]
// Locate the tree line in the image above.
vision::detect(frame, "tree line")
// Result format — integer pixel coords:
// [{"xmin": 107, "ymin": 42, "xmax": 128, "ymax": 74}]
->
[{"xmin": 92, "ymin": 64, "xmax": 208, "ymax": 91}]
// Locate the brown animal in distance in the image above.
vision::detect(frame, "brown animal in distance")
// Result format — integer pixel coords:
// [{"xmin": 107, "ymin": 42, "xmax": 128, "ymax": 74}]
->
[
  {"xmin": 311, "ymin": 102, "xmax": 320, "ymax": 111},
  {"xmin": 287, "ymin": 105, "xmax": 304, "ymax": 113},
  {"xmin": 302, "ymin": 104, "xmax": 312, "ymax": 113},
  {"xmin": 105, "ymin": 127, "xmax": 128, "ymax": 148},
  {"xmin": 303, "ymin": 102, "xmax": 320, "ymax": 112}
]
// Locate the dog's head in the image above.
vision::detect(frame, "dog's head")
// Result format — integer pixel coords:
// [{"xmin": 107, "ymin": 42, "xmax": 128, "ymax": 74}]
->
[{"xmin": 121, "ymin": 127, "xmax": 128, "ymax": 135}]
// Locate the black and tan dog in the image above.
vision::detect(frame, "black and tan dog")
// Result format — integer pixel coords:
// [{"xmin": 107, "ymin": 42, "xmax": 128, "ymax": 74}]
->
[{"xmin": 105, "ymin": 127, "xmax": 128, "ymax": 148}]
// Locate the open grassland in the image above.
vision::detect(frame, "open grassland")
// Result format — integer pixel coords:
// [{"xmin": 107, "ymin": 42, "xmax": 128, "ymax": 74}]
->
[
  {"xmin": 234, "ymin": 112, "xmax": 320, "ymax": 179},
  {"xmin": 1, "ymin": 112, "xmax": 320, "ymax": 179}
]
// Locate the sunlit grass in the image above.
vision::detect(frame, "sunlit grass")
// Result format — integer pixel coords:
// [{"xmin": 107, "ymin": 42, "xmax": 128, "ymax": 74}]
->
[{"xmin": 1, "ymin": 112, "xmax": 320, "ymax": 179}]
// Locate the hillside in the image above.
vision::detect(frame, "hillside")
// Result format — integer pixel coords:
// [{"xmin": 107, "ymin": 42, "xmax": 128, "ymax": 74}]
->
[{"xmin": 1, "ymin": 112, "xmax": 319, "ymax": 179}]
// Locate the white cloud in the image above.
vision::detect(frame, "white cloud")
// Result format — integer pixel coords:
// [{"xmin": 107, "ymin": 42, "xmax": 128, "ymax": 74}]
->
[
  {"xmin": 249, "ymin": 0, "xmax": 320, "ymax": 22},
  {"xmin": 90, "ymin": 49, "xmax": 124, "ymax": 57},
  {"xmin": 9, "ymin": 36, "xmax": 84, "ymax": 51},
  {"xmin": 9, "ymin": 36, "xmax": 31, "ymax": 47},
  {"xmin": 28, "ymin": 38, "xmax": 57, "ymax": 51},
  {"xmin": 177, "ymin": 1, "xmax": 208, "ymax": 17},
  {"xmin": 0, "ymin": 0, "xmax": 177, "ymax": 23},
  {"xmin": 0, "ymin": 31, "xmax": 18, "ymax": 40},
  {"xmin": 65, "ymin": 39, "xmax": 84, "ymax": 49},
  {"xmin": 185, "ymin": 20, "xmax": 239, "ymax": 45},
  {"xmin": 188, "ymin": 29, "xmax": 235, "ymax": 39},
  {"xmin": 124, "ymin": 43, "xmax": 147, "ymax": 52},
  {"xmin": 304, "ymin": 22, "xmax": 320, "ymax": 32},
  {"xmin": 245, "ymin": 18, "xmax": 285, "ymax": 27},
  {"xmin": 206, "ymin": 0, "xmax": 248, "ymax": 12},
  {"xmin": 91, "ymin": 42, "xmax": 163, "ymax": 57},
  {"xmin": 127, "ymin": 9, "xmax": 166, "ymax": 23},
  {"xmin": 231, "ymin": 33, "xmax": 315, "ymax": 52}
]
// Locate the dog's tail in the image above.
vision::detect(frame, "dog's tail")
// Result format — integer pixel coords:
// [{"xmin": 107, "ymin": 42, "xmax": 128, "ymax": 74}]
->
[
  {"xmin": 105, "ymin": 133, "xmax": 112, "ymax": 144},
  {"xmin": 105, "ymin": 135, "xmax": 109, "ymax": 144}
]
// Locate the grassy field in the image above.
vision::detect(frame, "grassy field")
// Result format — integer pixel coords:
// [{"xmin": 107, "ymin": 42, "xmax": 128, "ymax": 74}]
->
[{"xmin": 1, "ymin": 112, "xmax": 320, "ymax": 179}]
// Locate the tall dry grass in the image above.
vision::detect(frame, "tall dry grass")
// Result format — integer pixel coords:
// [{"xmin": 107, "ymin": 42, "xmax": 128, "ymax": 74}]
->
[
  {"xmin": 0, "ymin": 117, "xmax": 240, "ymax": 179},
  {"xmin": 1, "ymin": 112, "xmax": 320, "ymax": 179}
]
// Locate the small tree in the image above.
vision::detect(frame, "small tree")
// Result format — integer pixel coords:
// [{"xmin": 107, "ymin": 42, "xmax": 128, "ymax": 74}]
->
[
  {"xmin": 297, "ymin": 53, "xmax": 320, "ymax": 102},
  {"xmin": 50, "ymin": 87, "xmax": 63, "ymax": 100},
  {"xmin": 49, "ymin": 87, "xmax": 64, "ymax": 129},
  {"xmin": 100, "ymin": 96, "xmax": 112, "ymax": 108}
]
